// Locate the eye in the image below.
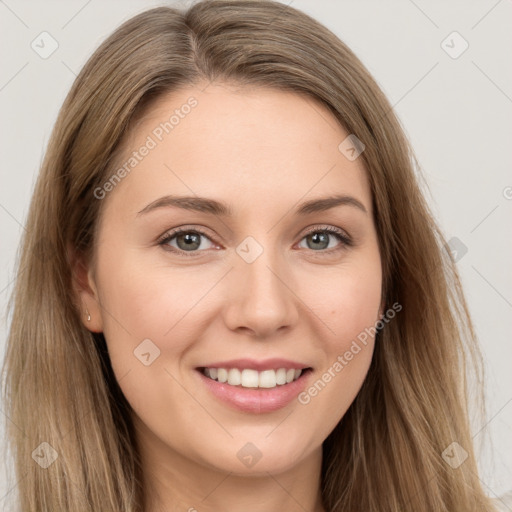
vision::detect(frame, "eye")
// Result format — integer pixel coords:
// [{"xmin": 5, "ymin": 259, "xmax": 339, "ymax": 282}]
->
[
  {"xmin": 158, "ymin": 225, "xmax": 352, "ymax": 257},
  {"xmin": 297, "ymin": 226, "xmax": 352, "ymax": 252},
  {"xmin": 158, "ymin": 227, "xmax": 216, "ymax": 256}
]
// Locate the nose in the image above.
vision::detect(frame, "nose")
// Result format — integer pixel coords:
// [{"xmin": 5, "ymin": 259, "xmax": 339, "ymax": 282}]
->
[{"xmin": 222, "ymin": 246, "xmax": 300, "ymax": 338}]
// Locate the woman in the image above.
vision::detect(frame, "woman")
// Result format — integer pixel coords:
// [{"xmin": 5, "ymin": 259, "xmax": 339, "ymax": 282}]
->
[{"xmin": 1, "ymin": 1, "xmax": 500, "ymax": 510}]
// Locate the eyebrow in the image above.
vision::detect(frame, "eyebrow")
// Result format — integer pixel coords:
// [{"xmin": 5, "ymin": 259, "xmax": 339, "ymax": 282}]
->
[{"xmin": 136, "ymin": 194, "xmax": 368, "ymax": 217}]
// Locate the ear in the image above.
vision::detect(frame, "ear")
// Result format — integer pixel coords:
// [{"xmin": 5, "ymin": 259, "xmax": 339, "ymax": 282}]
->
[{"xmin": 68, "ymin": 243, "xmax": 103, "ymax": 333}]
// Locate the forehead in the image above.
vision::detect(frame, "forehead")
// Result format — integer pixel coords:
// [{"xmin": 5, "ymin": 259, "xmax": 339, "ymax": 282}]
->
[{"xmin": 102, "ymin": 83, "xmax": 372, "ymax": 219}]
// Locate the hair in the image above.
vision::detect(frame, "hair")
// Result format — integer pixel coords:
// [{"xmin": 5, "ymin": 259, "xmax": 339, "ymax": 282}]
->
[{"xmin": 1, "ymin": 1, "xmax": 497, "ymax": 510}]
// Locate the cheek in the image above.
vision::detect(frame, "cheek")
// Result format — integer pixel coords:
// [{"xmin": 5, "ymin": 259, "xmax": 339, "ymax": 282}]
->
[
  {"xmin": 93, "ymin": 251, "xmax": 208, "ymax": 415},
  {"xmin": 302, "ymin": 258, "xmax": 381, "ymax": 391},
  {"xmin": 299, "ymin": 272, "xmax": 380, "ymax": 407},
  {"xmin": 98, "ymin": 265, "xmax": 202, "ymax": 334},
  {"xmin": 308, "ymin": 259, "xmax": 382, "ymax": 349},
  {"xmin": 334, "ymin": 275, "xmax": 381, "ymax": 343},
  {"xmin": 93, "ymin": 244, "xmax": 227, "ymax": 374}
]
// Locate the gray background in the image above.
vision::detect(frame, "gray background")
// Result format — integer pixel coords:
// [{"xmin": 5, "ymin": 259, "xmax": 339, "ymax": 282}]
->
[{"xmin": 1, "ymin": 0, "xmax": 511, "ymax": 507}]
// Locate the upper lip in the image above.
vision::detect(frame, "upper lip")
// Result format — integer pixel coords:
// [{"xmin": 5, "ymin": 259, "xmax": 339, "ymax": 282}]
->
[{"xmin": 197, "ymin": 358, "xmax": 312, "ymax": 371}]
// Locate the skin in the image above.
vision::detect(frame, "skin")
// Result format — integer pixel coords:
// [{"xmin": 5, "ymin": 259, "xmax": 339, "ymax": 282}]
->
[{"xmin": 76, "ymin": 82, "xmax": 383, "ymax": 512}]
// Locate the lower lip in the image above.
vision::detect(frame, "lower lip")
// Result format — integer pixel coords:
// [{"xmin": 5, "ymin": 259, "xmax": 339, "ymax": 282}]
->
[{"xmin": 196, "ymin": 369, "xmax": 313, "ymax": 413}]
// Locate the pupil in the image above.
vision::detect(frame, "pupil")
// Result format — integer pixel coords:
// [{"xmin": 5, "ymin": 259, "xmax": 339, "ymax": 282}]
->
[
  {"xmin": 179, "ymin": 232, "xmax": 200, "ymax": 250},
  {"xmin": 310, "ymin": 232, "xmax": 328, "ymax": 250},
  {"xmin": 175, "ymin": 231, "xmax": 331, "ymax": 252}
]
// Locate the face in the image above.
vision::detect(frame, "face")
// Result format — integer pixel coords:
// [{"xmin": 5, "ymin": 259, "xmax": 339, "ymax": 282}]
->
[{"xmin": 79, "ymin": 82, "xmax": 383, "ymax": 482}]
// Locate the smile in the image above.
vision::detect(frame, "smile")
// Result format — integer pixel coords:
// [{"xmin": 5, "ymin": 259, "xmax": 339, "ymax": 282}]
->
[{"xmin": 201, "ymin": 367, "xmax": 306, "ymax": 389}]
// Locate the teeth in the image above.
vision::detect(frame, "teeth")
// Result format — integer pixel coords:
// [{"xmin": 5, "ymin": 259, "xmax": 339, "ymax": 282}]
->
[
  {"xmin": 276, "ymin": 368, "xmax": 287, "ymax": 385},
  {"xmin": 242, "ymin": 369, "xmax": 259, "ymax": 388},
  {"xmin": 202, "ymin": 367, "xmax": 305, "ymax": 388},
  {"xmin": 259, "ymin": 370, "xmax": 276, "ymax": 388},
  {"xmin": 228, "ymin": 368, "xmax": 241, "ymax": 386}
]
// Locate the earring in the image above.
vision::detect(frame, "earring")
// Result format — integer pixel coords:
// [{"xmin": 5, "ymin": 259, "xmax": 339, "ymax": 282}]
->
[{"xmin": 85, "ymin": 307, "xmax": 91, "ymax": 322}]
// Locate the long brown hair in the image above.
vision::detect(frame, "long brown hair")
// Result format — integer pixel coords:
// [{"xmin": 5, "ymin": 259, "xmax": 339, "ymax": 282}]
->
[{"xmin": 1, "ymin": 1, "xmax": 496, "ymax": 510}]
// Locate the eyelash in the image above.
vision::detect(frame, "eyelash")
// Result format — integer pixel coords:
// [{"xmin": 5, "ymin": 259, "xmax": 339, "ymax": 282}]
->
[{"xmin": 157, "ymin": 225, "xmax": 353, "ymax": 258}]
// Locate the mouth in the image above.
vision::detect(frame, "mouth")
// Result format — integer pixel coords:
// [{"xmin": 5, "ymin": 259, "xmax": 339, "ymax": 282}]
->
[
  {"xmin": 195, "ymin": 365, "xmax": 314, "ymax": 413},
  {"xmin": 197, "ymin": 366, "xmax": 313, "ymax": 389}
]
